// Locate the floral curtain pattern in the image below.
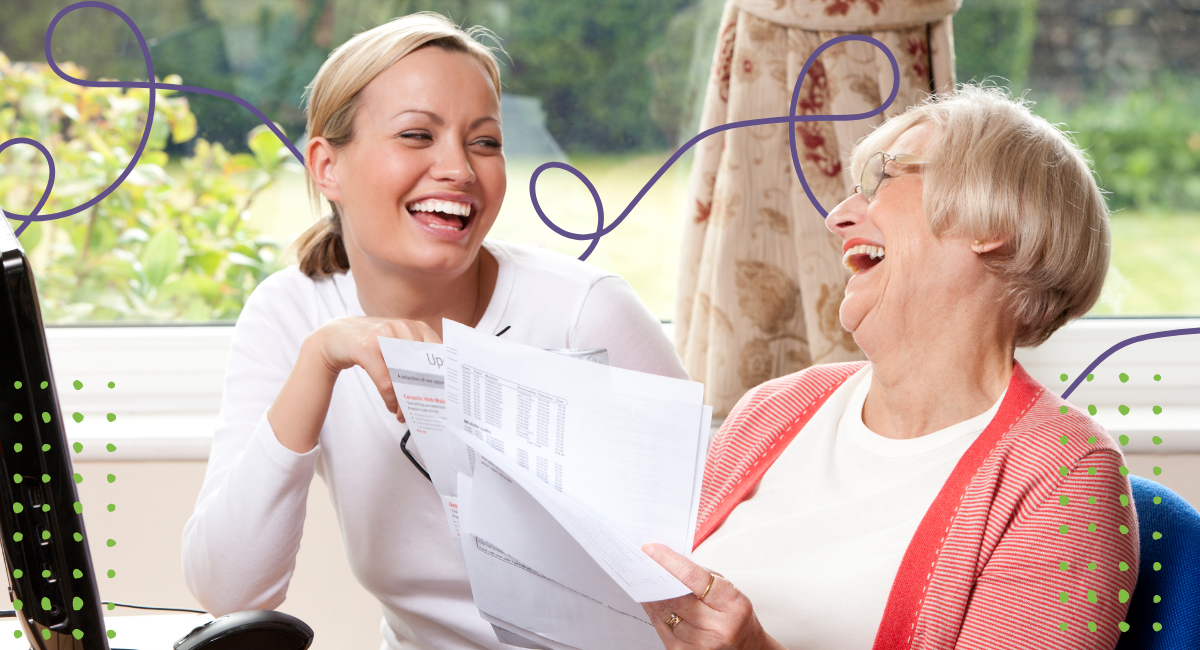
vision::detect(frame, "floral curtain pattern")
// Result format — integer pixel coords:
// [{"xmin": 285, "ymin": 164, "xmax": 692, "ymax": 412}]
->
[{"xmin": 675, "ymin": 0, "xmax": 958, "ymax": 417}]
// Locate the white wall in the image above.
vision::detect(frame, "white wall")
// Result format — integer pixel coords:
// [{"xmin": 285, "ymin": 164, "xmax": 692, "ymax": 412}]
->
[{"xmin": 71, "ymin": 461, "xmax": 382, "ymax": 650}]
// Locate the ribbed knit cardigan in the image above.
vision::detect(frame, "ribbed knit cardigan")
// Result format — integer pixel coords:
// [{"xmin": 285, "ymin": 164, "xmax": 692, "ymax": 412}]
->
[{"xmin": 694, "ymin": 361, "xmax": 1139, "ymax": 650}]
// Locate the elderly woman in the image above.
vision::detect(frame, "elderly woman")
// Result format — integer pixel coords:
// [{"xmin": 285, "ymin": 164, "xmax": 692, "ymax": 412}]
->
[{"xmin": 641, "ymin": 85, "xmax": 1138, "ymax": 650}]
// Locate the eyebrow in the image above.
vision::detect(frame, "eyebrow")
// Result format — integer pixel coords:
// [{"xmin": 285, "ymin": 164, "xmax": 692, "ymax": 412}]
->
[{"xmin": 392, "ymin": 109, "xmax": 500, "ymax": 130}]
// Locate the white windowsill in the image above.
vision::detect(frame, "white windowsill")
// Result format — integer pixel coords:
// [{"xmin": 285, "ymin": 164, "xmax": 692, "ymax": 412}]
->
[{"xmin": 44, "ymin": 317, "xmax": 1200, "ymax": 460}]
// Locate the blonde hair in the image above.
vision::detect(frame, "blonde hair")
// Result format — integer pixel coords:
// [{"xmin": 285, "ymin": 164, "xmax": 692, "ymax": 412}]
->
[
  {"xmin": 850, "ymin": 84, "xmax": 1110, "ymax": 347},
  {"xmin": 294, "ymin": 13, "xmax": 502, "ymax": 277}
]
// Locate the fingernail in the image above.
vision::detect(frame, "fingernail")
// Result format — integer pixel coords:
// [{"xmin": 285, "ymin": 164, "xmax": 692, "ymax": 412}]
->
[{"xmin": 641, "ymin": 543, "xmax": 656, "ymax": 556}]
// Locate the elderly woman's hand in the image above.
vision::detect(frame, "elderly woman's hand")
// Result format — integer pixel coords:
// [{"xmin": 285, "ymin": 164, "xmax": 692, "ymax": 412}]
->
[{"xmin": 641, "ymin": 544, "xmax": 786, "ymax": 650}]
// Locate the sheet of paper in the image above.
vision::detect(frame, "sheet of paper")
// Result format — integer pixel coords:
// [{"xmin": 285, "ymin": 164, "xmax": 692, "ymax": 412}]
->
[
  {"xmin": 379, "ymin": 337, "xmax": 462, "ymax": 541},
  {"xmin": 462, "ymin": 458, "xmax": 662, "ymax": 649},
  {"xmin": 688, "ymin": 405, "xmax": 713, "ymax": 550},
  {"xmin": 0, "ymin": 216, "xmax": 23, "ymax": 254},
  {"xmin": 443, "ymin": 320, "xmax": 706, "ymax": 602},
  {"xmin": 443, "ymin": 320, "xmax": 703, "ymax": 551},
  {"xmin": 482, "ymin": 613, "xmax": 579, "ymax": 650}
]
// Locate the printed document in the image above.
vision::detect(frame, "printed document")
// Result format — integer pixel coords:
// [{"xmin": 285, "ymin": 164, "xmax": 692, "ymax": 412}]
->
[
  {"xmin": 379, "ymin": 338, "xmax": 462, "ymax": 544},
  {"xmin": 381, "ymin": 321, "xmax": 710, "ymax": 650}
]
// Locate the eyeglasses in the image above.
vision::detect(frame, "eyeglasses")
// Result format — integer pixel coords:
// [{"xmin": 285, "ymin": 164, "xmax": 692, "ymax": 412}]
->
[{"xmin": 853, "ymin": 151, "xmax": 930, "ymax": 202}]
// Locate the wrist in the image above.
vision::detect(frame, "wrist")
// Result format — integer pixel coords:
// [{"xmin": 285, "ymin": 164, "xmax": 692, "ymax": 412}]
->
[
  {"xmin": 747, "ymin": 616, "xmax": 780, "ymax": 650},
  {"xmin": 268, "ymin": 332, "xmax": 342, "ymax": 454},
  {"xmin": 301, "ymin": 327, "xmax": 343, "ymax": 379}
]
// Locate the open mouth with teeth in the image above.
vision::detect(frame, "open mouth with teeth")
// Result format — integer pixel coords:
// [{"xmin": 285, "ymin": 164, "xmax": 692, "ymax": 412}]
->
[
  {"xmin": 406, "ymin": 199, "xmax": 474, "ymax": 232},
  {"xmin": 843, "ymin": 244, "xmax": 886, "ymax": 274}
]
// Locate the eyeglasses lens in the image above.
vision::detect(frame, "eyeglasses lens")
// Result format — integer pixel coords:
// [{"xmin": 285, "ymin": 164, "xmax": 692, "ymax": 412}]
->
[{"xmin": 861, "ymin": 152, "xmax": 886, "ymax": 201}]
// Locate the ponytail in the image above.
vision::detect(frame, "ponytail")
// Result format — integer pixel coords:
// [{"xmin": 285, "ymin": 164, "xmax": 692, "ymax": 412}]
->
[{"xmin": 295, "ymin": 210, "xmax": 350, "ymax": 277}]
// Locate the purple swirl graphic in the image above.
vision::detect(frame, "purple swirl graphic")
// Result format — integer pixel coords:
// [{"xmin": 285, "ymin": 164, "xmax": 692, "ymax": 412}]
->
[
  {"xmin": 531, "ymin": 34, "xmax": 901, "ymax": 261},
  {"xmin": 1061, "ymin": 327, "xmax": 1200, "ymax": 399},
  {"xmin": 0, "ymin": 1, "xmax": 305, "ymax": 237}
]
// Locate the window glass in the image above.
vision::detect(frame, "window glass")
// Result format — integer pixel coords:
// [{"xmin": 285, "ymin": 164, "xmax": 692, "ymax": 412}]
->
[
  {"xmin": 2, "ymin": 0, "xmax": 716, "ymax": 322},
  {"xmin": 2, "ymin": 0, "xmax": 1196, "ymax": 322},
  {"xmin": 955, "ymin": 0, "xmax": 1200, "ymax": 315}
]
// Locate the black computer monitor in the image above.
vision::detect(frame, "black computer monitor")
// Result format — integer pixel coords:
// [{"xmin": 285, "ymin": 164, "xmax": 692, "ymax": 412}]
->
[{"xmin": 1, "ymin": 217, "xmax": 108, "ymax": 649}]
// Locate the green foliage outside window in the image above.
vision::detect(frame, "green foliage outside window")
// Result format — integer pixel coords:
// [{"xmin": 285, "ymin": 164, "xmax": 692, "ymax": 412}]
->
[
  {"xmin": 953, "ymin": 0, "xmax": 1200, "ymax": 213},
  {"xmin": 0, "ymin": 0, "xmax": 696, "ymax": 154},
  {"xmin": 1035, "ymin": 79, "xmax": 1200, "ymax": 212},
  {"xmin": 0, "ymin": 54, "xmax": 292, "ymax": 322},
  {"xmin": 953, "ymin": 0, "xmax": 1039, "ymax": 91}
]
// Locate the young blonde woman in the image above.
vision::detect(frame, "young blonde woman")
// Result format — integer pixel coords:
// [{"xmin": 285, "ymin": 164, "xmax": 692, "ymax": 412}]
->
[{"xmin": 181, "ymin": 14, "xmax": 686, "ymax": 650}]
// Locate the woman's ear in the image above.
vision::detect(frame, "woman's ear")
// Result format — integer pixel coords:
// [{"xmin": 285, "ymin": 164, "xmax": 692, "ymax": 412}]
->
[
  {"xmin": 971, "ymin": 237, "xmax": 1007, "ymax": 255},
  {"xmin": 307, "ymin": 136, "xmax": 343, "ymax": 203}
]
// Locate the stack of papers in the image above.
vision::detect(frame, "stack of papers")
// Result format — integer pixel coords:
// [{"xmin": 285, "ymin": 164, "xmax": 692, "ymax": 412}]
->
[{"xmin": 380, "ymin": 320, "xmax": 711, "ymax": 650}]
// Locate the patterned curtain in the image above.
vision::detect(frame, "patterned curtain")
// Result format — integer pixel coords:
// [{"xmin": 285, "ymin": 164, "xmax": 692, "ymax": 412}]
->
[{"xmin": 675, "ymin": 0, "xmax": 960, "ymax": 418}]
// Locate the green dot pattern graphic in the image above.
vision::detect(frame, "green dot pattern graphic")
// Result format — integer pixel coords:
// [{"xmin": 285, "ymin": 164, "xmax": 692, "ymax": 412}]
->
[
  {"xmin": 1058, "ymin": 371, "xmax": 1163, "ymax": 635},
  {"xmin": 2, "ymin": 376, "xmax": 127, "ymax": 625},
  {"xmin": 8, "ymin": 377, "xmax": 126, "ymax": 628}
]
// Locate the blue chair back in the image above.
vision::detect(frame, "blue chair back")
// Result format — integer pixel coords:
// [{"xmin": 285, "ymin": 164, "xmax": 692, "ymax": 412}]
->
[{"xmin": 1113, "ymin": 476, "xmax": 1200, "ymax": 650}]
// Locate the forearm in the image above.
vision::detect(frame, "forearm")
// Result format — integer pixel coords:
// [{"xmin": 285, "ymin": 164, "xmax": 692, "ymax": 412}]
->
[
  {"xmin": 182, "ymin": 416, "xmax": 319, "ymax": 614},
  {"xmin": 267, "ymin": 333, "xmax": 339, "ymax": 453}
]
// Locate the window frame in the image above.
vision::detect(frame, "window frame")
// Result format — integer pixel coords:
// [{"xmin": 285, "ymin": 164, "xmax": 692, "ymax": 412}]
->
[{"xmin": 48, "ymin": 317, "xmax": 1200, "ymax": 460}]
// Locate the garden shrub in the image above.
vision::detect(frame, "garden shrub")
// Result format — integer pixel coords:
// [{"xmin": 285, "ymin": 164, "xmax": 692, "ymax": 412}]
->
[{"xmin": 0, "ymin": 52, "xmax": 293, "ymax": 322}]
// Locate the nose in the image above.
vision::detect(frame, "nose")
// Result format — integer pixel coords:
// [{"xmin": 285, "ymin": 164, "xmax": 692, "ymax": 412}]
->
[
  {"xmin": 431, "ymin": 140, "xmax": 476, "ymax": 186},
  {"xmin": 825, "ymin": 192, "xmax": 866, "ymax": 239}
]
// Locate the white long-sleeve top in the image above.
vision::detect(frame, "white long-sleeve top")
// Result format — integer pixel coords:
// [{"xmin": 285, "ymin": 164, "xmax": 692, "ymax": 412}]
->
[{"xmin": 182, "ymin": 239, "xmax": 689, "ymax": 650}]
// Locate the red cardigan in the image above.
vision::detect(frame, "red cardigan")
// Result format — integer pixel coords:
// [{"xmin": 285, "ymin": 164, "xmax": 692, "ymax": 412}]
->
[{"xmin": 694, "ymin": 362, "xmax": 1138, "ymax": 650}]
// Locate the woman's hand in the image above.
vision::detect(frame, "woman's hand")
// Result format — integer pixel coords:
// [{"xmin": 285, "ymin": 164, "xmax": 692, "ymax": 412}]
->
[
  {"xmin": 268, "ymin": 317, "xmax": 440, "ymax": 453},
  {"xmin": 641, "ymin": 544, "xmax": 784, "ymax": 650},
  {"xmin": 309, "ymin": 317, "xmax": 441, "ymax": 416}
]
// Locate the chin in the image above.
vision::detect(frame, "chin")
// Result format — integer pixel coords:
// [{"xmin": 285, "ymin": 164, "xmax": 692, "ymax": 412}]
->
[
  {"xmin": 838, "ymin": 298, "xmax": 865, "ymax": 334},
  {"xmin": 358, "ymin": 238, "xmax": 465, "ymax": 277},
  {"xmin": 409, "ymin": 246, "xmax": 478, "ymax": 274}
]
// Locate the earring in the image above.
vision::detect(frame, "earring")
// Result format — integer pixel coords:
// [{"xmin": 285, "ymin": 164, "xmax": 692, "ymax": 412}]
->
[
  {"xmin": 973, "ymin": 240, "xmax": 981, "ymax": 246},
  {"xmin": 973, "ymin": 240, "xmax": 983, "ymax": 254}
]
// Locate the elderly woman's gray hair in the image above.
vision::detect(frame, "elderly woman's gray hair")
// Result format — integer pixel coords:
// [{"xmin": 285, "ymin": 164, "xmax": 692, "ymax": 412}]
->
[{"xmin": 850, "ymin": 84, "xmax": 1110, "ymax": 347}]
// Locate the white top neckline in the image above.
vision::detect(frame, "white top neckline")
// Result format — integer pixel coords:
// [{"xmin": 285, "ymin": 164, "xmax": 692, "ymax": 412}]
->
[
  {"xmin": 336, "ymin": 240, "xmax": 516, "ymax": 336},
  {"xmin": 692, "ymin": 364, "xmax": 1007, "ymax": 650},
  {"xmin": 843, "ymin": 369, "xmax": 1006, "ymax": 458}
]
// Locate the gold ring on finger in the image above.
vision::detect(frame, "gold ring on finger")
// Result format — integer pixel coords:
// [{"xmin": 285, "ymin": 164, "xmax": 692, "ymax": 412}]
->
[
  {"xmin": 665, "ymin": 613, "xmax": 682, "ymax": 630},
  {"xmin": 698, "ymin": 573, "xmax": 716, "ymax": 601}
]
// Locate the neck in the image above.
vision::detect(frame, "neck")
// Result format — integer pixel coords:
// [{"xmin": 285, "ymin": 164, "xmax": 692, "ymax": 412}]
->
[
  {"xmin": 858, "ymin": 305, "xmax": 1016, "ymax": 440},
  {"xmin": 350, "ymin": 247, "xmax": 497, "ymax": 337}
]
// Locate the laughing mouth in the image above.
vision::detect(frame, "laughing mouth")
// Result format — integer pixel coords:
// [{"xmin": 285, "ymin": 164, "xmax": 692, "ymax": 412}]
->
[
  {"xmin": 406, "ymin": 199, "xmax": 474, "ymax": 231},
  {"xmin": 842, "ymin": 244, "xmax": 886, "ymax": 274}
]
